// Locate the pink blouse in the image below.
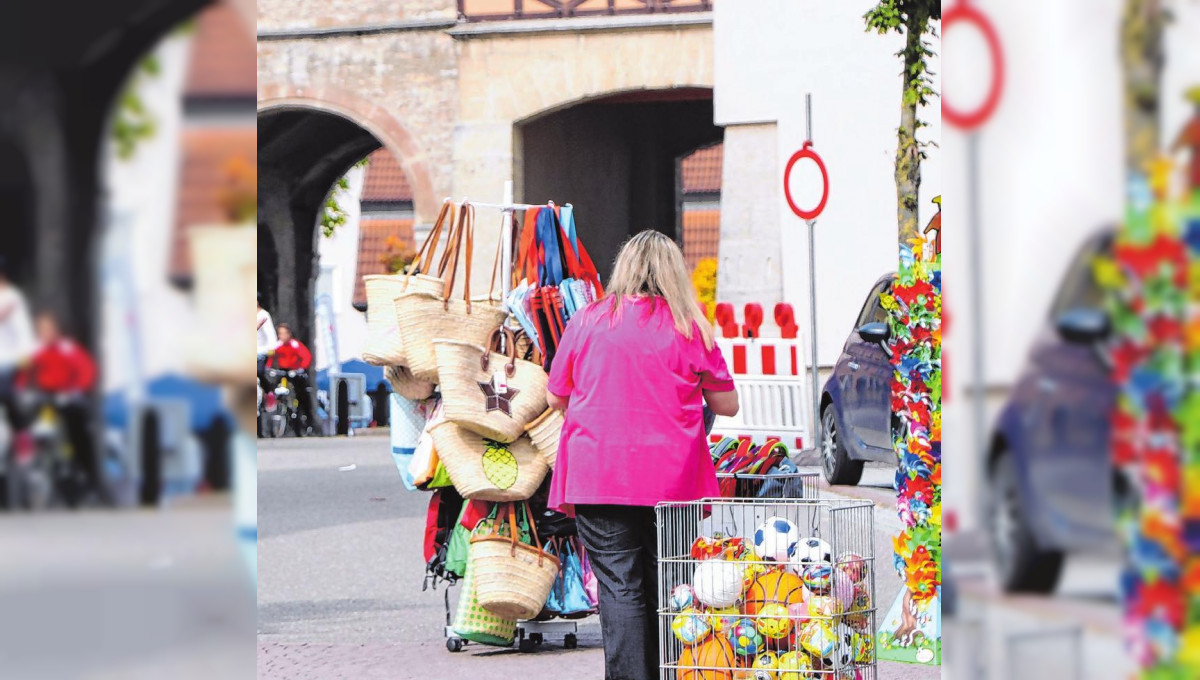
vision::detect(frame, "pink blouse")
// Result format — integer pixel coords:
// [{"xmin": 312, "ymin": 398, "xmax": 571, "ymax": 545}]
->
[{"xmin": 546, "ymin": 296, "xmax": 735, "ymax": 514}]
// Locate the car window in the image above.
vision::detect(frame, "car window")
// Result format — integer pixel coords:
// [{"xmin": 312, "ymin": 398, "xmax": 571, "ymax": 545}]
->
[
  {"xmin": 856, "ymin": 279, "xmax": 892, "ymax": 327},
  {"xmin": 1049, "ymin": 233, "xmax": 1112, "ymax": 318}
]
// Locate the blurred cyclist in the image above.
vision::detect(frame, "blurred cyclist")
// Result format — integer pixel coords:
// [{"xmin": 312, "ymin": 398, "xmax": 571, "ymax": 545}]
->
[
  {"xmin": 21, "ymin": 312, "xmax": 99, "ymax": 504},
  {"xmin": 266, "ymin": 323, "xmax": 315, "ymax": 431},
  {"xmin": 257, "ymin": 293, "xmax": 277, "ymax": 391}
]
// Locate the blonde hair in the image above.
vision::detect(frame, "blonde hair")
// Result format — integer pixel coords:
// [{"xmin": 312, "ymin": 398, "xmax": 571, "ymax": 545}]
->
[{"xmin": 602, "ymin": 230, "xmax": 714, "ymax": 349}]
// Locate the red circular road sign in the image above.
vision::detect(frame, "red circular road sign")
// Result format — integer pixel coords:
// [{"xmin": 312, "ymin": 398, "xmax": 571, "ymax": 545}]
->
[
  {"xmin": 783, "ymin": 141, "xmax": 829, "ymax": 220},
  {"xmin": 943, "ymin": 2, "xmax": 1005, "ymax": 130}
]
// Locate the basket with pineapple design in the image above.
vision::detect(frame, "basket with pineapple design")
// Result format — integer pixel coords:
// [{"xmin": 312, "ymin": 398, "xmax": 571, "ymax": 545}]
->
[{"xmin": 428, "ymin": 421, "xmax": 548, "ymax": 501}]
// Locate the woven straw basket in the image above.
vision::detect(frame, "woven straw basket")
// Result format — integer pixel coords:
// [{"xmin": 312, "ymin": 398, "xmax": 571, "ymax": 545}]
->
[
  {"xmin": 397, "ymin": 294, "xmax": 507, "ymax": 383},
  {"xmin": 385, "ymin": 364, "xmax": 435, "ymax": 402},
  {"xmin": 524, "ymin": 408, "xmax": 564, "ymax": 470},
  {"xmin": 360, "ymin": 274, "xmax": 441, "ymax": 366},
  {"xmin": 185, "ymin": 225, "xmax": 256, "ymax": 386},
  {"xmin": 428, "ymin": 421, "xmax": 547, "ymax": 501},
  {"xmin": 471, "ymin": 504, "xmax": 560, "ymax": 620},
  {"xmin": 394, "ymin": 203, "xmax": 507, "ymax": 383},
  {"xmin": 435, "ymin": 328, "xmax": 548, "ymax": 443},
  {"xmin": 362, "ymin": 201, "xmax": 461, "ymax": 367}
]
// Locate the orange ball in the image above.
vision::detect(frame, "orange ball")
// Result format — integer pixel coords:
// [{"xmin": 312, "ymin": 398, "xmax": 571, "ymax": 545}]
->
[
  {"xmin": 679, "ymin": 634, "xmax": 737, "ymax": 680},
  {"xmin": 744, "ymin": 570, "xmax": 806, "ymax": 616}
]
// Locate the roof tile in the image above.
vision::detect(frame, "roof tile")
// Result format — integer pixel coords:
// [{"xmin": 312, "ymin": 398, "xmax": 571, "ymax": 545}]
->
[
  {"xmin": 352, "ymin": 219, "xmax": 417, "ymax": 307},
  {"xmin": 185, "ymin": 3, "xmax": 256, "ymax": 97},
  {"xmin": 171, "ymin": 128, "xmax": 258, "ymax": 280},
  {"xmin": 681, "ymin": 144, "xmax": 723, "ymax": 195},
  {"xmin": 361, "ymin": 149, "xmax": 414, "ymax": 202},
  {"xmin": 682, "ymin": 208, "xmax": 720, "ymax": 269}
]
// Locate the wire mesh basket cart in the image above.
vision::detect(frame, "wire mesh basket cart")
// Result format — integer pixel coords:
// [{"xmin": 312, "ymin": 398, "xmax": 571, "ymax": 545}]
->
[{"xmin": 656, "ymin": 497, "xmax": 877, "ymax": 679}]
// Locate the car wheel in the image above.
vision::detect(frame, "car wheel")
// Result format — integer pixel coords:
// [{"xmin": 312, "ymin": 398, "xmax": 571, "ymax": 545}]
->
[
  {"xmin": 821, "ymin": 406, "xmax": 863, "ymax": 486},
  {"xmin": 988, "ymin": 451, "xmax": 1064, "ymax": 593}
]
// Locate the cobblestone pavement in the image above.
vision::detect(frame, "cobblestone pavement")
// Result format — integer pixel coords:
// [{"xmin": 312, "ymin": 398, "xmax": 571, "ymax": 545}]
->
[{"xmin": 257, "ymin": 436, "xmax": 946, "ymax": 679}]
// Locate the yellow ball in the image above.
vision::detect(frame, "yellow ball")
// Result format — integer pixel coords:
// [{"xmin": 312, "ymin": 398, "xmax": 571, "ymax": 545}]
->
[
  {"xmin": 776, "ymin": 651, "xmax": 813, "ymax": 680},
  {"xmin": 755, "ymin": 603, "xmax": 794, "ymax": 640},
  {"xmin": 707, "ymin": 605, "xmax": 741, "ymax": 633}
]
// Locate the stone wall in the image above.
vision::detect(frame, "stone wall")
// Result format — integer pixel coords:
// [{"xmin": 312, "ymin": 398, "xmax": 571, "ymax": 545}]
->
[{"xmin": 256, "ymin": 0, "xmax": 455, "ymax": 32}]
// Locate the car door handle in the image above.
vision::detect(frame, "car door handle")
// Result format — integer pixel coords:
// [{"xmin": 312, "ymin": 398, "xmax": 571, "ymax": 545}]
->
[{"xmin": 848, "ymin": 362, "xmax": 860, "ymax": 371}]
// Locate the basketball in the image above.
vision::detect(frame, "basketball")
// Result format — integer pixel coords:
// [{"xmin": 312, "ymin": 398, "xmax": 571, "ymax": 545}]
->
[
  {"xmin": 679, "ymin": 634, "xmax": 737, "ymax": 680},
  {"xmin": 744, "ymin": 570, "xmax": 805, "ymax": 616}
]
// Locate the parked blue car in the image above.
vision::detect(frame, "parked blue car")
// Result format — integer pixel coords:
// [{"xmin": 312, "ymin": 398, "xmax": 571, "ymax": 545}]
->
[
  {"xmin": 987, "ymin": 229, "xmax": 1118, "ymax": 592},
  {"xmin": 819, "ymin": 273, "xmax": 897, "ymax": 486}
]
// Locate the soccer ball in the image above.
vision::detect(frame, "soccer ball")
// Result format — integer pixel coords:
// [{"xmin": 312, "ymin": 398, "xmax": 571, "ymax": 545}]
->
[
  {"xmin": 789, "ymin": 536, "xmax": 832, "ymax": 568},
  {"xmin": 753, "ymin": 517, "xmax": 800, "ymax": 562},
  {"xmin": 832, "ymin": 624, "xmax": 857, "ymax": 668},
  {"xmin": 693, "ymin": 560, "xmax": 746, "ymax": 608},
  {"xmin": 729, "ymin": 618, "xmax": 765, "ymax": 656}
]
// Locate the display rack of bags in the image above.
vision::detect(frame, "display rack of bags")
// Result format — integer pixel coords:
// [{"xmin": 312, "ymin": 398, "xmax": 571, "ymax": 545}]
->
[{"xmin": 363, "ymin": 193, "xmax": 601, "ymax": 655}]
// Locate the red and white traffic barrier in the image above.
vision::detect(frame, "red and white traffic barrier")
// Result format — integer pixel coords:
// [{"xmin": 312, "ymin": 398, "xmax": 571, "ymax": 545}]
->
[{"xmin": 710, "ymin": 302, "xmax": 813, "ymax": 452}]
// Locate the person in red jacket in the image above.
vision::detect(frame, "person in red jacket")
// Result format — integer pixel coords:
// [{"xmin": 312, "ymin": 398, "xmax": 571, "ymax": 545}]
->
[
  {"xmin": 22, "ymin": 312, "xmax": 100, "ymax": 504},
  {"xmin": 266, "ymin": 323, "xmax": 315, "ymax": 431}
]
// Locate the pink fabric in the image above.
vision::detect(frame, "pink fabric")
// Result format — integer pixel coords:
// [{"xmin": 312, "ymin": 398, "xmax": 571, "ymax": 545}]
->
[{"xmin": 547, "ymin": 296, "xmax": 735, "ymax": 514}]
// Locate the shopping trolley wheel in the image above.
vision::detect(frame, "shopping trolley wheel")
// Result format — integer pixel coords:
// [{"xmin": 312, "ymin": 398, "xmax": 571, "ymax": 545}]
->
[
  {"xmin": 529, "ymin": 633, "xmax": 544, "ymax": 646},
  {"xmin": 564, "ymin": 633, "xmax": 578, "ymax": 650},
  {"xmin": 447, "ymin": 637, "xmax": 464, "ymax": 653},
  {"xmin": 518, "ymin": 637, "xmax": 537, "ymax": 653}
]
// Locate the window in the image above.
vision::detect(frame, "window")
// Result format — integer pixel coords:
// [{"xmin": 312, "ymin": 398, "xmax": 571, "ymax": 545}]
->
[
  {"xmin": 856, "ymin": 279, "xmax": 893, "ymax": 327},
  {"xmin": 1049, "ymin": 232, "xmax": 1113, "ymax": 318}
]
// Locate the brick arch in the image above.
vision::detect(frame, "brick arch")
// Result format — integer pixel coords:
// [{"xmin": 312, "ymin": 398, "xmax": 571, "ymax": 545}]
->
[{"xmin": 257, "ymin": 82, "xmax": 438, "ymax": 222}]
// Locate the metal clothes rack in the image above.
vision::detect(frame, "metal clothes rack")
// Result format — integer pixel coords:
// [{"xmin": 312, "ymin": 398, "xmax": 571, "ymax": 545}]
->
[
  {"xmin": 445, "ymin": 180, "xmax": 573, "ymax": 300},
  {"xmin": 441, "ymin": 181, "xmax": 590, "ymax": 654}
]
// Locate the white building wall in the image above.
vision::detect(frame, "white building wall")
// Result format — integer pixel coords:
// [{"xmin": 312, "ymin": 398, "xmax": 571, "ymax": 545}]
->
[
  {"xmin": 715, "ymin": 0, "xmax": 942, "ymax": 364},
  {"xmin": 100, "ymin": 34, "xmax": 193, "ymax": 394},
  {"xmin": 316, "ymin": 164, "xmax": 368, "ymax": 369}
]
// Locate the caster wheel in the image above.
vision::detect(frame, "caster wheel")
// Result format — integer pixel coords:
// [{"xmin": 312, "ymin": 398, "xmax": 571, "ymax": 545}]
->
[
  {"xmin": 564, "ymin": 633, "xmax": 578, "ymax": 649},
  {"xmin": 518, "ymin": 638, "xmax": 536, "ymax": 653},
  {"xmin": 530, "ymin": 633, "xmax": 544, "ymax": 646},
  {"xmin": 446, "ymin": 637, "xmax": 464, "ymax": 652}
]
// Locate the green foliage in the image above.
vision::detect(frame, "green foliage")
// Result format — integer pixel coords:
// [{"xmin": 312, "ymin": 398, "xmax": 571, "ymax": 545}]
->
[
  {"xmin": 110, "ymin": 55, "xmax": 162, "ymax": 161},
  {"xmin": 321, "ymin": 157, "xmax": 371, "ymax": 237},
  {"xmin": 864, "ymin": 0, "xmax": 940, "ymax": 112}
]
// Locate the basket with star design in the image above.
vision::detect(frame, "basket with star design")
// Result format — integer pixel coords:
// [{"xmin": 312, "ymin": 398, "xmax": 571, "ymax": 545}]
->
[
  {"xmin": 434, "ymin": 327, "xmax": 548, "ymax": 443},
  {"xmin": 428, "ymin": 421, "xmax": 548, "ymax": 501}
]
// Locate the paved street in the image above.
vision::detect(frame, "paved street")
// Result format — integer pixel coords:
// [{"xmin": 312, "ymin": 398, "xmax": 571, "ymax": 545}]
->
[
  {"xmin": 0, "ymin": 498, "xmax": 255, "ymax": 679},
  {"xmin": 258, "ymin": 434, "xmax": 943, "ymax": 679}
]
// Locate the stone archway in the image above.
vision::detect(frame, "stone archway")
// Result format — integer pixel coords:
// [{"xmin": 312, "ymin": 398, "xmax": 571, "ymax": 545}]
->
[{"xmin": 258, "ymin": 83, "xmax": 438, "ymax": 223}]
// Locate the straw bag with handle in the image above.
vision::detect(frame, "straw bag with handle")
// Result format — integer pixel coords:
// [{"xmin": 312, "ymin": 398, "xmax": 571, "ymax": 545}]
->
[
  {"xmin": 436, "ymin": 327, "xmax": 548, "ymax": 443},
  {"xmin": 428, "ymin": 421, "xmax": 548, "ymax": 501},
  {"xmin": 385, "ymin": 364, "xmax": 435, "ymax": 401},
  {"xmin": 361, "ymin": 201, "xmax": 458, "ymax": 367},
  {"xmin": 470, "ymin": 502, "xmax": 560, "ymax": 620},
  {"xmin": 524, "ymin": 407, "xmax": 564, "ymax": 470},
  {"xmin": 395, "ymin": 202, "xmax": 508, "ymax": 383}
]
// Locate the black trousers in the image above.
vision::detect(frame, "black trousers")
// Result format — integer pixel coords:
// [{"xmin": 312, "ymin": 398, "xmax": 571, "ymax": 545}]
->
[{"xmin": 575, "ymin": 504, "xmax": 659, "ymax": 680}]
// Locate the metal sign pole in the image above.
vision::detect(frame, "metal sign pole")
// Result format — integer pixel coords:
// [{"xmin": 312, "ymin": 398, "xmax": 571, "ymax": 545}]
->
[
  {"xmin": 808, "ymin": 217, "xmax": 821, "ymax": 451},
  {"xmin": 968, "ymin": 131, "xmax": 986, "ymax": 523},
  {"xmin": 804, "ymin": 93, "xmax": 821, "ymax": 450}
]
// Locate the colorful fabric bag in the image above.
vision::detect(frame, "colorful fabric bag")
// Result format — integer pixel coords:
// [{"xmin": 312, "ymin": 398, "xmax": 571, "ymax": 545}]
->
[{"xmin": 452, "ymin": 559, "xmax": 517, "ymax": 646}]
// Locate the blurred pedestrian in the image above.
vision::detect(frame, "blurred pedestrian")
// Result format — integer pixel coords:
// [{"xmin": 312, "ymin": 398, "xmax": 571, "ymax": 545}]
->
[
  {"xmin": 266, "ymin": 324, "xmax": 315, "ymax": 432},
  {"xmin": 257, "ymin": 293, "xmax": 278, "ymax": 391},
  {"xmin": 22, "ymin": 312, "xmax": 99, "ymax": 505},
  {"xmin": 0, "ymin": 255, "xmax": 36, "ymax": 505},
  {"xmin": 545, "ymin": 231, "xmax": 739, "ymax": 680}
]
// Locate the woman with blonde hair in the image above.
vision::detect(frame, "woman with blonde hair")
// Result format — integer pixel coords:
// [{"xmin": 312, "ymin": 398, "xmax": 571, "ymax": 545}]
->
[{"xmin": 547, "ymin": 230, "xmax": 739, "ymax": 680}]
